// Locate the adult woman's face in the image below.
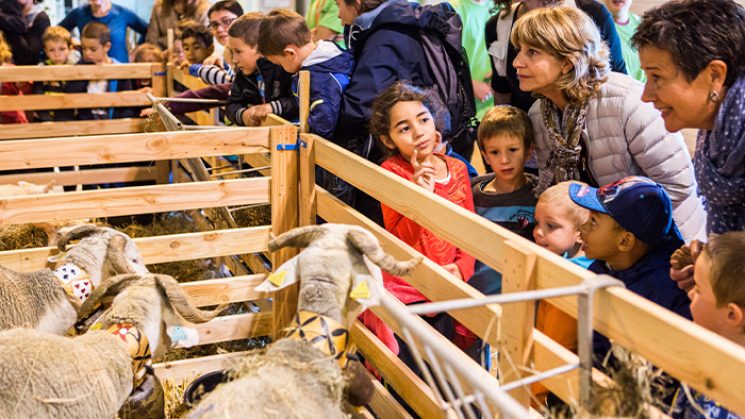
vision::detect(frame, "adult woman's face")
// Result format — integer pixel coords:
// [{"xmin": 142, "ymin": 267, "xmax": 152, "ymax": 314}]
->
[
  {"xmin": 513, "ymin": 44, "xmax": 569, "ymax": 101},
  {"xmin": 209, "ymin": 10, "xmax": 238, "ymax": 47},
  {"xmin": 88, "ymin": 0, "xmax": 111, "ymax": 16},
  {"xmin": 335, "ymin": 0, "xmax": 360, "ymax": 26},
  {"xmin": 639, "ymin": 46, "xmax": 721, "ymax": 132}
]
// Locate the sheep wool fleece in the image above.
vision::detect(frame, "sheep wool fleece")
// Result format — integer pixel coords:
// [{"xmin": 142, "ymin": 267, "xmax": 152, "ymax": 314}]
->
[{"xmin": 0, "ymin": 329, "xmax": 133, "ymax": 418}]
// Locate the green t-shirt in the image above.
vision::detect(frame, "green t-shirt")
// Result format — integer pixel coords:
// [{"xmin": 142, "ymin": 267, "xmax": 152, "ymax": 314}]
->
[
  {"xmin": 451, "ymin": 0, "xmax": 497, "ymax": 120},
  {"xmin": 614, "ymin": 13, "xmax": 646, "ymax": 83},
  {"xmin": 306, "ymin": 0, "xmax": 345, "ymax": 47}
]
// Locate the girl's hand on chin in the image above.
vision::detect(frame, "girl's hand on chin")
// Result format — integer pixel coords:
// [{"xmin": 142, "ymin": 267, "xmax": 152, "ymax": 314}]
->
[{"xmin": 411, "ymin": 150, "xmax": 436, "ymax": 192}]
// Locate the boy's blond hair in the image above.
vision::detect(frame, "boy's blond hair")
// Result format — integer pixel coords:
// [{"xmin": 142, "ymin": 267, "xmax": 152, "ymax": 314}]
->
[
  {"xmin": 703, "ymin": 231, "xmax": 745, "ymax": 310},
  {"xmin": 257, "ymin": 9, "xmax": 311, "ymax": 56},
  {"xmin": 478, "ymin": 105, "xmax": 534, "ymax": 151},
  {"xmin": 0, "ymin": 31, "xmax": 11, "ymax": 64},
  {"xmin": 537, "ymin": 181, "xmax": 590, "ymax": 229},
  {"xmin": 42, "ymin": 26, "xmax": 73, "ymax": 47}
]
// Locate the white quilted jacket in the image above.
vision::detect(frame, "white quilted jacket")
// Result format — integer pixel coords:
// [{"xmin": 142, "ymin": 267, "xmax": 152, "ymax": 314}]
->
[{"xmin": 529, "ymin": 72, "xmax": 707, "ymax": 243}]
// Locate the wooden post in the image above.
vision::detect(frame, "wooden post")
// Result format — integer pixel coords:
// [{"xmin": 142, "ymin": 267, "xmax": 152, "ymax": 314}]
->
[
  {"xmin": 298, "ymin": 134, "xmax": 316, "ymax": 227},
  {"xmin": 270, "ymin": 125, "xmax": 299, "ymax": 338},
  {"xmin": 150, "ymin": 62, "xmax": 166, "ymax": 98},
  {"xmin": 166, "ymin": 29, "xmax": 174, "ymax": 98},
  {"xmin": 298, "ymin": 71, "xmax": 310, "ymax": 134},
  {"xmin": 498, "ymin": 239, "xmax": 538, "ymax": 407}
]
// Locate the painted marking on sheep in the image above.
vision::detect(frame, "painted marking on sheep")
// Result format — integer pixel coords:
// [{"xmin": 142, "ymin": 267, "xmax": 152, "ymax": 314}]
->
[
  {"xmin": 53, "ymin": 262, "xmax": 93, "ymax": 301},
  {"xmin": 103, "ymin": 322, "xmax": 153, "ymax": 389},
  {"xmin": 284, "ymin": 311, "xmax": 354, "ymax": 370}
]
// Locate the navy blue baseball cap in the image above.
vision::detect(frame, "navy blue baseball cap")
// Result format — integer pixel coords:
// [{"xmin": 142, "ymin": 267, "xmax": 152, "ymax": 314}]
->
[{"xmin": 568, "ymin": 176, "xmax": 683, "ymax": 246}]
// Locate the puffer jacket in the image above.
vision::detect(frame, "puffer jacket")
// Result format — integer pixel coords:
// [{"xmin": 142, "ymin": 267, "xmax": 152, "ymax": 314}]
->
[{"xmin": 529, "ymin": 72, "xmax": 707, "ymax": 243}]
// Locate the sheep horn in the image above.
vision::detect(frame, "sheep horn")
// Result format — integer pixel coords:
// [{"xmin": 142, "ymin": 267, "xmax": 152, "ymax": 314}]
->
[
  {"xmin": 78, "ymin": 274, "xmax": 141, "ymax": 319},
  {"xmin": 347, "ymin": 229, "xmax": 422, "ymax": 276},
  {"xmin": 57, "ymin": 225, "xmax": 101, "ymax": 251},
  {"xmin": 154, "ymin": 275, "xmax": 228, "ymax": 323},
  {"xmin": 268, "ymin": 225, "xmax": 327, "ymax": 252},
  {"xmin": 107, "ymin": 234, "xmax": 137, "ymax": 274}
]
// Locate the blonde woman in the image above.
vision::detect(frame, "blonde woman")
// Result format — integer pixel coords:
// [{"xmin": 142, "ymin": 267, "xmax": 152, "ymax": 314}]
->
[{"xmin": 513, "ymin": 6, "xmax": 707, "ymax": 243}]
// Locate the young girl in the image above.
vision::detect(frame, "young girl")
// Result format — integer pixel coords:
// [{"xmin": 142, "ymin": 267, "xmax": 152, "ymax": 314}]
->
[{"xmin": 363, "ymin": 82, "xmax": 477, "ymax": 371}]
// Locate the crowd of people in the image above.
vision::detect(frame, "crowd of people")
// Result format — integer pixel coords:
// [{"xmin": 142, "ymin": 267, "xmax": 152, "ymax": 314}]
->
[{"xmin": 1, "ymin": 0, "xmax": 745, "ymax": 416}]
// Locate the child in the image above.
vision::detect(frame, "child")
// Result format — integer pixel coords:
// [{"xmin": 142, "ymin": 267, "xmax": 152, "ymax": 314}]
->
[
  {"xmin": 531, "ymin": 181, "xmax": 592, "ymax": 405},
  {"xmin": 363, "ymin": 81, "xmax": 476, "ymax": 371},
  {"xmin": 180, "ymin": 22, "xmax": 214, "ymax": 66},
  {"xmin": 225, "ymin": 13, "xmax": 298, "ymax": 126},
  {"xmin": 568, "ymin": 176, "xmax": 692, "ymax": 358},
  {"xmin": 132, "ymin": 43, "xmax": 164, "ymax": 91},
  {"xmin": 671, "ymin": 231, "xmax": 745, "ymax": 419},
  {"xmin": 33, "ymin": 26, "xmax": 79, "ymax": 122},
  {"xmin": 64, "ymin": 22, "xmax": 133, "ymax": 120},
  {"xmin": 257, "ymin": 8, "xmax": 354, "ymax": 142},
  {"xmin": 469, "ymin": 105, "xmax": 537, "ymax": 296},
  {"xmin": 604, "ymin": 0, "xmax": 646, "ymax": 83},
  {"xmin": 0, "ymin": 30, "xmax": 28, "ymax": 124}
]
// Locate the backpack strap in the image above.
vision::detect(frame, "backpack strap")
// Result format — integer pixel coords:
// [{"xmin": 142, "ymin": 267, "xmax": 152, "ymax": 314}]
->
[{"xmin": 487, "ymin": 3, "xmax": 518, "ymax": 78}]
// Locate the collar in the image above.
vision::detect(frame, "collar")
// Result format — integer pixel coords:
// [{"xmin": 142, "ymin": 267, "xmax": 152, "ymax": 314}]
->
[
  {"xmin": 52, "ymin": 262, "xmax": 93, "ymax": 302},
  {"xmin": 284, "ymin": 311, "xmax": 355, "ymax": 369},
  {"xmin": 98, "ymin": 322, "xmax": 152, "ymax": 389}
]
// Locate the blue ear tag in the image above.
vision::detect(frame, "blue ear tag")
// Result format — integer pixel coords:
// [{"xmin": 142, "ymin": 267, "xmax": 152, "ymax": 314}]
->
[{"xmin": 171, "ymin": 326, "xmax": 188, "ymax": 342}]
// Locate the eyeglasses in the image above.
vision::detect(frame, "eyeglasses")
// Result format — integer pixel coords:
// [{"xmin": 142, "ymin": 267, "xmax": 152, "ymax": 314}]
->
[{"xmin": 209, "ymin": 17, "xmax": 237, "ymax": 30}]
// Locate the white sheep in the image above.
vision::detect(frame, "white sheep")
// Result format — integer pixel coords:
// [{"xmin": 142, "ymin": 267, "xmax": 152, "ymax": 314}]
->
[
  {"xmin": 0, "ymin": 273, "xmax": 226, "ymax": 419},
  {"xmin": 186, "ymin": 224, "xmax": 422, "ymax": 419},
  {"xmin": 0, "ymin": 225, "xmax": 149, "ymax": 334}
]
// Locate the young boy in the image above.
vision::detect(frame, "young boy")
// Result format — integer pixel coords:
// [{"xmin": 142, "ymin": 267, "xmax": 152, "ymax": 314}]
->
[
  {"xmin": 469, "ymin": 106, "xmax": 537, "ymax": 295},
  {"xmin": 64, "ymin": 22, "xmax": 133, "ymax": 120},
  {"xmin": 180, "ymin": 22, "xmax": 214, "ymax": 66},
  {"xmin": 225, "ymin": 13, "xmax": 298, "ymax": 126},
  {"xmin": 257, "ymin": 8, "xmax": 353, "ymax": 141},
  {"xmin": 671, "ymin": 231, "xmax": 745, "ymax": 419},
  {"xmin": 604, "ymin": 0, "xmax": 646, "ymax": 83},
  {"xmin": 568, "ymin": 176, "xmax": 692, "ymax": 358},
  {"xmin": 33, "ymin": 26, "xmax": 79, "ymax": 121}
]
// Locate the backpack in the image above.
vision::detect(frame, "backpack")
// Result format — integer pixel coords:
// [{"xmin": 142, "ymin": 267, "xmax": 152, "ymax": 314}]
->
[{"xmin": 384, "ymin": 4, "xmax": 478, "ymax": 157}]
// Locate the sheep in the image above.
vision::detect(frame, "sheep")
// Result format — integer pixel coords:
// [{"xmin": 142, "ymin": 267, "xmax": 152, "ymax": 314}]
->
[
  {"xmin": 186, "ymin": 224, "xmax": 422, "ymax": 419},
  {"xmin": 0, "ymin": 273, "xmax": 226, "ymax": 419},
  {"xmin": 0, "ymin": 225, "xmax": 149, "ymax": 334}
]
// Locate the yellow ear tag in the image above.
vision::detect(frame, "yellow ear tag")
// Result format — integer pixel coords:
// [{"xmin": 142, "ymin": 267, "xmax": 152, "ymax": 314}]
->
[
  {"xmin": 350, "ymin": 281, "xmax": 370, "ymax": 300},
  {"xmin": 89, "ymin": 323, "xmax": 102, "ymax": 331},
  {"xmin": 268, "ymin": 270, "xmax": 286, "ymax": 287}
]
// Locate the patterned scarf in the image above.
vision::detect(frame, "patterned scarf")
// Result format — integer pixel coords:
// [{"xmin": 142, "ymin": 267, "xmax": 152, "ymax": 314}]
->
[
  {"xmin": 537, "ymin": 99, "xmax": 589, "ymax": 194},
  {"xmin": 694, "ymin": 75, "xmax": 745, "ymax": 234}
]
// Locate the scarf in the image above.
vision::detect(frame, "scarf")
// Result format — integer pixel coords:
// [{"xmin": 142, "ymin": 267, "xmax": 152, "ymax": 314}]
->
[
  {"xmin": 694, "ymin": 75, "xmax": 745, "ymax": 234},
  {"xmin": 537, "ymin": 99, "xmax": 589, "ymax": 194}
]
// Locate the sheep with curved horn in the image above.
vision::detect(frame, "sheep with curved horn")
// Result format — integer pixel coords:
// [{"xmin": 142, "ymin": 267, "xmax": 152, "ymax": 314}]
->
[
  {"xmin": 186, "ymin": 224, "xmax": 422, "ymax": 418},
  {"xmin": 0, "ymin": 226, "xmax": 148, "ymax": 334},
  {"xmin": 0, "ymin": 273, "xmax": 227, "ymax": 419}
]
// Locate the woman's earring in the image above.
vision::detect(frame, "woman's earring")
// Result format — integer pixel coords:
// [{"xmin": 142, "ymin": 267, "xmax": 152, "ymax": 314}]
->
[{"xmin": 709, "ymin": 90, "xmax": 721, "ymax": 103}]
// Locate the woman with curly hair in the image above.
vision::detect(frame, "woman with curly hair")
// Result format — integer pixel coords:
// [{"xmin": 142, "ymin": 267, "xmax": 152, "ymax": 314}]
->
[
  {"xmin": 514, "ymin": 6, "xmax": 706, "ymax": 243},
  {"xmin": 633, "ymin": 0, "xmax": 745, "ymax": 236}
]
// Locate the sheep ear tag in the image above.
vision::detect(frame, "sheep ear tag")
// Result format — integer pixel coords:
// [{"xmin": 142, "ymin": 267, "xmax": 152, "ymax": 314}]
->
[
  {"xmin": 255, "ymin": 255, "xmax": 299, "ymax": 292},
  {"xmin": 350, "ymin": 255, "xmax": 384, "ymax": 307},
  {"xmin": 168, "ymin": 325, "xmax": 199, "ymax": 348}
]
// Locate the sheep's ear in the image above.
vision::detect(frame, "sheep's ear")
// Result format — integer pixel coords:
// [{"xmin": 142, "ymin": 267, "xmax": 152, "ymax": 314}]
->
[
  {"xmin": 348, "ymin": 255, "xmax": 385, "ymax": 307},
  {"xmin": 255, "ymin": 255, "xmax": 300, "ymax": 292}
]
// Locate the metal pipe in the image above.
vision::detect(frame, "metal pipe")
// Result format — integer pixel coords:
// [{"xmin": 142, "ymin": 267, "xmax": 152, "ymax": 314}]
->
[
  {"xmin": 146, "ymin": 92, "xmax": 182, "ymax": 131},
  {"xmin": 210, "ymin": 167, "xmax": 271, "ymax": 177},
  {"xmin": 406, "ymin": 285, "xmax": 588, "ymax": 315},
  {"xmin": 150, "ymin": 97, "xmax": 227, "ymax": 104},
  {"xmin": 499, "ymin": 363, "xmax": 580, "ymax": 392}
]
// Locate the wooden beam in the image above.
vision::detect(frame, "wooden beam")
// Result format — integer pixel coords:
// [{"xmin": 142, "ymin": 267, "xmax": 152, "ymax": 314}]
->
[
  {"xmin": 177, "ymin": 312, "xmax": 272, "ymax": 348},
  {"xmin": 0, "ymin": 63, "xmax": 158, "ymax": 82},
  {"xmin": 171, "ymin": 67, "xmax": 207, "ymax": 91},
  {"xmin": 298, "ymin": 71, "xmax": 310, "ymax": 134},
  {"xmin": 180, "ymin": 274, "xmax": 269, "ymax": 307},
  {"xmin": 0, "ymin": 118, "xmax": 148, "ymax": 140},
  {"xmin": 0, "ymin": 128, "xmax": 270, "ymax": 171},
  {"xmin": 242, "ymin": 153, "xmax": 271, "ymax": 177},
  {"xmin": 298, "ymin": 134, "xmax": 316, "ymax": 227},
  {"xmin": 154, "ymin": 350, "xmax": 251, "ymax": 383},
  {"xmin": 262, "ymin": 114, "xmax": 292, "ymax": 127},
  {"xmin": 0, "ymin": 166, "xmax": 158, "ymax": 187},
  {"xmin": 361, "ymin": 368, "xmax": 413, "ymax": 419},
  {"xmin": 317, "ymin": 188, "xmax": 503, "ymax": 348},
  {"xmin": 0, "ymin": 226, "xmax": 272, "ymax": 272},
  {"xmin": 0, "ymin": 92, "xmax": 151, "ymax": 111},
  {"xmin": 0, "ymin": 178, "xmax": 269, "ymax": 225}
]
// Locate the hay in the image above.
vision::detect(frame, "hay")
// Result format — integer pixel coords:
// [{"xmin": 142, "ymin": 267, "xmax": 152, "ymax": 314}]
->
[
  {"xmin": 163, "ymin": 373, "xmax": 199, "ymax": 419},
  {"xmin": 232, "ymin": 205, "xmax": 271, "ymax": 228},
  {"xmin": 0, "ymin": 224, "xmax": 49, "ymax": 251}
]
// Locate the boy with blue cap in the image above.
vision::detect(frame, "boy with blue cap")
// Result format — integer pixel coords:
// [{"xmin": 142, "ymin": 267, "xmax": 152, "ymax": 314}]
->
[{"xmin": 568, "ymin": 176, "xmax": 692, "ymax": 360}]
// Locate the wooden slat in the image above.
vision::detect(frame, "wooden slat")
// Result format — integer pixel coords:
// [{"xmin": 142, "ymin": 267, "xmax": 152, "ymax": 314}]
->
[
  {"xmin": 262, "ymin": 114, "xmax": 292, "ymax": 126},
  {"xmin": 0, "ymin": 128, "xmax": 270, "ymax": 170},
  {"xmin": 0, "ymin": 63, "xmax": 158, "ymax": 82},
  {"xmin": 0, "ymin": 118, "xmax": 148, "ymax": 140},
  {"xmin": 351, "ymin": 321, "xmax": 448, "ymax": 419},
  {"xmin": 299, "ymin": 134, "xmax": 316, "ymax": 227},
  {"xmin": 154, "ymin": 350, "xmax": 250, "ymax": 383},
  {"xmin": 242, "ymin": 153, "xmax": 271, "ymax": 177},
  {"xmin": 0, "ymin": 226, "xmax": 272, "ymax": 272},
  {"xmin": 0, "ymin": 166, "xmax": 158, "ymax": 187},
  {"xmin": 0, "ymin": 178, "xmax": 269, "ymax": 225},
  {"xmin": 317, "ymin": 188, "xmax": 503, "ymax": 348},
  {"xmin": 171, "ymin": 67, "xmax": 207, "ymax": 91},
  {"xmin": 178, "ymin": 312, "xmax": 272, "ymax": 348},
  {"xmin": 0, "ymin": 92, "xmax": 151, "ymax": 111},
  {"xmin": 181, "ymin": 274, "xmax": 269, "ymax": 307},
  {"xmin": 361, "ymin": 368, "xmax": 413, "ymax": 419}
]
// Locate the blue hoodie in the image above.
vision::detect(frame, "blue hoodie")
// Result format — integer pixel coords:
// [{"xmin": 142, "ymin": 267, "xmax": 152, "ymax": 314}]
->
[{"xmin": 296, "ymin": 41, "xmax": 354, "ymax": 142}]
